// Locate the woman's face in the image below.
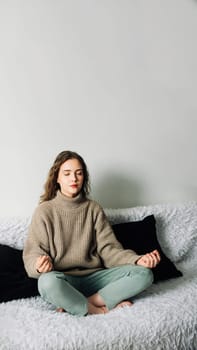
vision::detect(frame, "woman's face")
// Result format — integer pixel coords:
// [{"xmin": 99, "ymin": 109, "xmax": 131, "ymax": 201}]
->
[{"xmin": 57, "ymin": 158, "xmax": 84, "ymax": 198}]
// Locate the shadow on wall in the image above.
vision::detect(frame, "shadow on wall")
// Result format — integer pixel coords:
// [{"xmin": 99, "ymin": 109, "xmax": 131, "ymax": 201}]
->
[{"xmin": 91, "ymin": 171, "xmax": 143, "ymax": 209}]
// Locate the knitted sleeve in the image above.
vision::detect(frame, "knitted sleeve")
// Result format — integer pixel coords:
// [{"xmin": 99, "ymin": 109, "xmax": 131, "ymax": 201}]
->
[
  {"xmin": 22, "ymin": 205, "xmax": 51, "ymax": 278},
  {"xmin": 94, "ymin": 205, "xmax": 141, "ymax": 267}
]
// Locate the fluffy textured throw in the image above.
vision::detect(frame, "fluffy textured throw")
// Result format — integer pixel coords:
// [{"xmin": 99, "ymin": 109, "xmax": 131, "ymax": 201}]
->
[{"xmin": 0, "ymin": 201, "xmax": 197, "ymax": 350}]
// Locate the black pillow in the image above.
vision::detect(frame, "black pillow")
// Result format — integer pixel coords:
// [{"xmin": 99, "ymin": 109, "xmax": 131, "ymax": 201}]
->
[
  {"xmin": 112, "ymin": 215, "xmax": 182, "ymax": 282},
  {"xmin": 0, "ymin": 244, "xmax": 39, "ymax": 302}
]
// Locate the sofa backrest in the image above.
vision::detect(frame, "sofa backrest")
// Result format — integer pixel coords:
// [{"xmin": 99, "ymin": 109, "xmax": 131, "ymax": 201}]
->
[
  {"xmin": 0, "ymin": 201, "xmax": 197, "ymax": 263},
  {"xmin": 105, "ymin": 201, "xmax": 197, "ymax": 262}
]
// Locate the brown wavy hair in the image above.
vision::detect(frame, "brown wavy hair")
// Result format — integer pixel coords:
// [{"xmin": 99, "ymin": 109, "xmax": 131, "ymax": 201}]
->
[{"xmin": 39, "ymin": 150, "xmax": 90, "ymax": 203}]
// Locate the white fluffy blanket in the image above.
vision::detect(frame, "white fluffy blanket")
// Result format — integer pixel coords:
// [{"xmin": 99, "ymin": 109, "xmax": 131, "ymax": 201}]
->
[{"xmin": 0, "ymin": 202, "xmax": 197, "ymax": 350}]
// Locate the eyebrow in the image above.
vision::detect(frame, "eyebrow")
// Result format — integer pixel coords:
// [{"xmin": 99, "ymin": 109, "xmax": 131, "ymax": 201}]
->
[{"xmin": 63, "ymin": 168, "xmax": 83, "ymax": 172}]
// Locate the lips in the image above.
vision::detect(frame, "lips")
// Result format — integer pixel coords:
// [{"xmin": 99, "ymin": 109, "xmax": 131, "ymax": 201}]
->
[{"xmin": 70, "ymin": 184, "xmax": 78, "ymax": 188}]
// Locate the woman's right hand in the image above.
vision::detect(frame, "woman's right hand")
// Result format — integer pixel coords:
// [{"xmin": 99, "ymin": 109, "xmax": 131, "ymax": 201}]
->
[{"xmin": 36, "ymin": 255, "xmax": 53, "ymax": 273}]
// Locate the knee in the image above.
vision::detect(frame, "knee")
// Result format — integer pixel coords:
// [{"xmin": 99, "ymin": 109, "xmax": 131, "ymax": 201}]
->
[
  {"xmin": 119, "ymin": 265, "xmax": 154, "ymax": 287},
  {"xmin": 139, "ymin": 267, "xmax": 154, "ymax": 287},
  {"xmin": 38, "ymin": 271, "xmax": 58, "ymax": 295},
  {"xmin": 125, "ymin": 265, "xmax": 154, "ymax": 287}
]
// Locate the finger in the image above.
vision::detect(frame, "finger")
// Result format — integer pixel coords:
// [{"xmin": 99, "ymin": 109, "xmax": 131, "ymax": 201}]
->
[
  {"xmin": 149, "ymin": 250, "xmax": 160, "ymax": 263},
  {"xmin": 155, "ymin": 250, "xmax": 161, "ymax": 262},
  {"xmin": 38, "ymin": 256, "xmax": 48, "ymax": 268},
  {"xmin": 39, "ymin": 255, "xmax": 51, "ymax": 267},
  {"xmin": 36, "ymin": 256, "xmax": 45, "ymax": 270},
  {"xmin": 43, "ymin": 258, "xmax": 52, "ymax": 266},
  {"xmin": 39, "ymin": 262, "xmax": 50, "ymax": 273},
  {"xmin": 150, "ymin": 252, "xmax": 159, "ymax": 267},
  {"xmin": 154, "ymin": 253, "xmax": 161, "ymax": 266},
  {"xmin": 143, "ymin": 253, "xmax": 155, "ymax": 268},
  {"xmin": 37, "ymin": 255, "xmax": 48, "ymax": 266},
  {"xmin": 152, "ymin": 250, "xmax": 161, "ymax": 264},
  {"xmin": 147, "ymin": 255, "xmax": 154, "ymax": 268},
  {"xmin": 41, "ymin": 255, "xmax": 50, "ymax": 263}
]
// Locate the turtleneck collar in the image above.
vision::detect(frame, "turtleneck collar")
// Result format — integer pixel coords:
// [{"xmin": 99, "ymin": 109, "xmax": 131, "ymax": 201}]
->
[{"xmin": 54, "ymin": 190, "xmax": 87, "ymax": 209}]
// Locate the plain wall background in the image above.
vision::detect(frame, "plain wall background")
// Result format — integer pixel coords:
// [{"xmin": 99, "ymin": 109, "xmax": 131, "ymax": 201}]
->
[{"xmin": 0, "ymin": 0, "xmax": 197, "ymax": 217}]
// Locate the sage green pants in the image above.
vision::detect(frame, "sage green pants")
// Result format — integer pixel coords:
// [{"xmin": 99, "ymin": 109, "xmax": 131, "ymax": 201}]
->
[{"xmin": 38, "ymin": 265, "xmax": 153, "ymax": 316}]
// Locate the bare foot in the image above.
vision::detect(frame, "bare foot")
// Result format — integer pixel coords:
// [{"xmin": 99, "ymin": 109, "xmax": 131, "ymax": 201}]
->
[
  {"xmin": 115, "ymin": 300, "xmax": 133, "ymax": 309},
  {"xmin": 87, "ymin": 293, "xmax": 109, "ymax": 315},
  {"xmin": 56, "ymin": 307, "xmax": 66, "ymax": 313},
  {"xmin": 88, "ymin": 293, "xmax": 106, "ymax": 307},
  {"xmin": 88, "ymin": 302, "xmax": 108, "ymax": 315}
]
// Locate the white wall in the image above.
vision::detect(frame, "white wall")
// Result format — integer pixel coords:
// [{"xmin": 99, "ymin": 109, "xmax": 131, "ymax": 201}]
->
[{"xmin": 0, "ymin": 0, "xmax": 197, "ymax": 216}]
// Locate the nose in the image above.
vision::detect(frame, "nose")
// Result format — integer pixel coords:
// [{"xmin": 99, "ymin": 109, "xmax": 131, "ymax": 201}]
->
[{"xmin": 71, "ymin": 172, "xmax": 77, "ymax": 182}]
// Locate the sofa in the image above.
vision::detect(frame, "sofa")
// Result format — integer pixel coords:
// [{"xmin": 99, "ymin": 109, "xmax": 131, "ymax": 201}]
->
[{"xmin": 0, "ymin": 201, "xmax": 197, "ymax": 350}]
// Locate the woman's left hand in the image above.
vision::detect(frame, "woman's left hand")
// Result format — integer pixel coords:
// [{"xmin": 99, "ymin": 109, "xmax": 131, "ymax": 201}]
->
[{"xmin": 136, "ymin": 249, "xmax": 161, "ymax": 268}]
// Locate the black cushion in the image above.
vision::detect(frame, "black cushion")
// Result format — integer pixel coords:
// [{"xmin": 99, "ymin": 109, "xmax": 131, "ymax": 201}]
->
[
  {"xmin": 0, "ymin": 244, "xmax": 39, "ymax": 302},
  {"xmin": 112, "ymin": 215, "xmax": 182, "ymax": 282}
]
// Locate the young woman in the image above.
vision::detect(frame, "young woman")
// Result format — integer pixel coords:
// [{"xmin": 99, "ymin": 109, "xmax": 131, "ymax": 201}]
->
[{"xmin": 23, "ymin": 150, "xmax": 160, "ymax": 316}]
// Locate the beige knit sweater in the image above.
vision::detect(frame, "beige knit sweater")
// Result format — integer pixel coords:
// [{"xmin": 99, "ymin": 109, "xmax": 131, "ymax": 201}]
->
[{"xmin": 23, "ymin": 191, "xmax": 141, "ymax": 278}]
